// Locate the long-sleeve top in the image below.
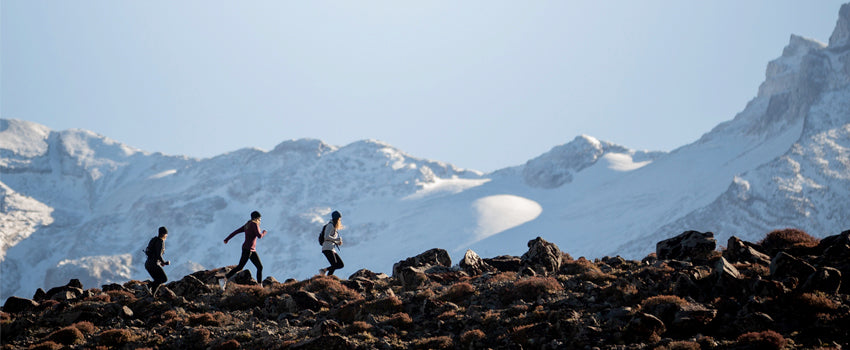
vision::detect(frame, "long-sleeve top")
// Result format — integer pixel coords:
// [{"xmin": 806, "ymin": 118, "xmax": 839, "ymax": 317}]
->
[
  {"xmin": 321, "ymin": 222, "xmax": 342, "ymax": 252},
  {"xmin": 225, "ymin": 221, "xmax": 267, "ymax": 251},
  {"xmin": 146, "ymin": 237, "xmax": 165, "ymax": 265}
]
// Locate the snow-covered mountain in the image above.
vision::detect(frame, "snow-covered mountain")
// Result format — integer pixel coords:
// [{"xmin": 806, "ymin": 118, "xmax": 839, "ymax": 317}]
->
[{"xmin": 2, "ymin": 4, "xmax": 849, "ymax": 302}]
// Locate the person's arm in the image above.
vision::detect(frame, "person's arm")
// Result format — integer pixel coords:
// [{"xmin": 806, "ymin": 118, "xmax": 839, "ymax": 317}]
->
[
  {"xmin": 224, "ymin": 226, "xmax": 245, "ymax": 244},
  {"xmin": 255, "ymin": 222, "xmax": 267, "ymax": 239},
  {"xmin": 330, "ymin": 228, "xmax": 342, "ymax": 245},
  {"xmin": 153, "ymin": 239, "xmax": 166, "ymax": 265}
]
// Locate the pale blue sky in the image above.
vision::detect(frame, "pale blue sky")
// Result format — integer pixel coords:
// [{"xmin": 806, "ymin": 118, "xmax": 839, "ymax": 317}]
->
[{"xmin": 2, "ymin": 1, "xmax": 846, "ymax": 172}]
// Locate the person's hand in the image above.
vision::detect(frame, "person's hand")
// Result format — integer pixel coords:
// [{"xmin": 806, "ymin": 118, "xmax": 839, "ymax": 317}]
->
[
  {"xmin": 263, "ymin": 230, "xmax": 267, "ymax": 234},
  {"xmin": 223, "ymin": 239, "xmax": 228, "ymax": 244}
]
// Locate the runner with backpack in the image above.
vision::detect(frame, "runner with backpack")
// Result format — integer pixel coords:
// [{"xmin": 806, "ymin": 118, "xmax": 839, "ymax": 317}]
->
[
  {"xmin": 144, "ymin": 226, "xmax": 171, "ymax": 298},
  {"xmin": 222, "ymin": 211, "xmax": 267, "ymax": 287},
  {"xmin": 319, "ymin": 210, "xmax": 344, "ymax": 276}
]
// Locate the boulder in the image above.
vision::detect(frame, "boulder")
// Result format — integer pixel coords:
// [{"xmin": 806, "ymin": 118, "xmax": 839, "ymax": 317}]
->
[
  {"xmin": 625, "ymin": 312, "xmax": 666, "ymax": 343},
  {"xmin": 2, "ymin": 296, "xmax": 39, "ymax": 314},
  {"xmin": 397, "ymin": 266, "xmax": 429, "ymax": 291},
  {"xmin": 392, "ymin": 248, "xmax": 451, "ymax": 278},
  {"xmin": 656, "ymin": 230, "xmax": 717, "ymax": 263},
  {"xmin": 770, "ymin": 252, "xmax": 816, "ymax": 280},
  {"xmin": 46, "ymin": 286, "xmax": 84, "ymax": 301},
  {"xmin": 231, "ymin": 269, "xmax": 257, "ymax": 285},
  {"xmin": 293, "ymin": 290, "xmax": 326, "ymax": 311},
  {"xmin": 262, "ymin": 276, "xmax": 279, "ymax": 287},
  {"xmin": 724, "ymin": 236, "xmax": 770, "ymax": 265},
  {"xmin": 32, "ymin": 288, "xmax": 46, "ymax": 301},
  {"xmin": 714, "ymin": 257, "xmax": 742, "ymax": 282},
  {"xmin": 484, "ymin": 255, "xmax": 522, "ymax": 272},
  {"xmin": 168, "ymin": 274, "xmax": 213, "ymax": 297},
  {"xmin": 800, "ymin": 267, "xmax": 842, "ymax": 294},
  {"xmin": 459, "ymin": 249, "xmax": 495, "ymax": 276},
  {"xmin": 348, "ymin": 269, "xmax": 388, "ymax": 281},
  {"xmin": 66, "ymin": 279, "xmax": 84, "ymax": 290},
  {"xmin": 520, "ymin": 237, "xmax": 563, "ymax": 276},
  {"xmin": 671, "ymin": 303, "xmax": 717, "ymax": 333}
]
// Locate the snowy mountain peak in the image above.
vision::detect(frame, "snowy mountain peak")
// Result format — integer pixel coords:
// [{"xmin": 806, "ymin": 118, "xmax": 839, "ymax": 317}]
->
[
  {"xmin": 271, "ymin": 138, "xmax": 336, "ymax": 157},
  {"xmin": 758, "ymin": 35, "xmax": 826, "ymax": 99},
  {"xmin": 829, "ymin": 3, "xmax": 850, "ymax": 47},
  {"xmin": 0, "ymin": 119, "xmax": 51, "ymax": 161},
  {"xmin": 521, "ymin": 135, "xmax": 661, "ymax": 189}
]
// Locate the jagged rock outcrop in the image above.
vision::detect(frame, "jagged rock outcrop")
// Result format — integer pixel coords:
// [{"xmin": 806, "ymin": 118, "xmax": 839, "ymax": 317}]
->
[{"xmin": 1, "ymin": 229, "xmax": 849, "ymax": 349}]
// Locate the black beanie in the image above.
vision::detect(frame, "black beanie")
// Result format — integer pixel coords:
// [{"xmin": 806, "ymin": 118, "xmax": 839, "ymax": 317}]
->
[
  {"xmin": 332, "ymin": 211, "xmax": 341, "ymax": 220},
  {"xmin": 158, "ymin": 226, "xmax": 168, "ymax": 236},
  {"xmin": 251, "ymin": 211, "xmax": 262, "ymax": 219}
]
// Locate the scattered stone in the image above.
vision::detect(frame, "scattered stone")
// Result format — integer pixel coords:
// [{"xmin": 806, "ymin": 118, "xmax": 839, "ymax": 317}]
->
[
  {"xmin": 392, "ymin": 248, "xmax": 451, "ymax": 278},
  {"xmin": 2, "ymin": 296, "xmax": 39, "ymax": 314},
  {"xmin": 724, "ymin": 236, "xmax": 771, "ymax": 264},
  {"xmin": 520, "ymin": 237, "xmax": 563, "ymax": 276},
  {"xmin": 459, "ymin": 249, "xmax": 495, "ymax": 276},
  {"xmin": 656, "ymin": 230, "xmax": 717, "ymax": 263},
  {"xmin": 770, "ymin": 252, "xmax": 817, "ymax": 280}
]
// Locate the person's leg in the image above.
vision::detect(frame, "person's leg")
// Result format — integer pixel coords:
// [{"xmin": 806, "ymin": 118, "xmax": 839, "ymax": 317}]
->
[
  {"xmin": 226, "ymin": 249, "xmax": 251, "ymax": 279},
  {"xmin": 149, "ymin": 264, "xmax": 167, "ymax": 297},
  {"xmin": 249, "ymin": 251, "xmax": 263, "ymax": 282},
  {"xmin": 322, "ymin": 250, "xmax": 336, "ymax": 275},
  {"xmin": 331, "ymin": 251, "xmax": 344, "ymax": 275}
]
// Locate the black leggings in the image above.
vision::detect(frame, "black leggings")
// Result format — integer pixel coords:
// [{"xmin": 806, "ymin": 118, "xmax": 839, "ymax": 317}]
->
[
  {"xmin": 322, "ymin": 250, "xmax": 344, "ymax": 276},
  {"xmin": 145, "ymin": 260, "xmax": 168, "ymax": 295},
  {"xmin": 226, "ymin": 248, "xmax": 263, "ymax": 282}
]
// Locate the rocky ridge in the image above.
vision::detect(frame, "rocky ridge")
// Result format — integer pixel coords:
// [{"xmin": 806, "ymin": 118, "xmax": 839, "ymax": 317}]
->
[{"xmin": 2, "ymin": 228, "xmax": 848, "ymax": 349}]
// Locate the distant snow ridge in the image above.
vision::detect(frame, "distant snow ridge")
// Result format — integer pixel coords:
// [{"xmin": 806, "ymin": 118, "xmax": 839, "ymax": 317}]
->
[
  {"xmin": 522, "ymin": 135, "xmax": 662, "ymax": 188},
  {"xmin": 2, "ymin": 5, "xmax": 849, "ymax": 304}
]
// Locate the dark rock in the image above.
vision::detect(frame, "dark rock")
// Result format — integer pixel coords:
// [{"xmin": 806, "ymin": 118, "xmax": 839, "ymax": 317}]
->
[
  {"xmin": 801, "ymin": 267, "xmax": 842, "ymax": 294},
  {"xmin": 2, "ymin": 296, "xmax": 39, "ymax": 314},
  {"xmin": 348, "ymin": 268, "xmax": 388, "ymax": 280},
  {"xmin": 32, "ymin": 288, "xmax": 46, "ymax": 301},
  {"xmin": 656, "ymin": 230, "xmax": 717, "ymax": 263},
  {"xmin": 231, "ymin": 269, "xmax": 257, "ymax": 285},
  {"xmin": 66, "ymin": 279, "xmax": 83, "ymax": 290},
  {"xmin": 101, "ymin": 283, "xmax": 127, "ymax": 292},
  {"xmin": 714, "ymin": 257, "xmax": 742, "ymax": 281},
  {"xmin": 293, "ymin": 290, "xmax": 326, "ymax": 311},
  {"xmin": 343, "ymin": 277, "xmax": 375, "ymax": 293},
  {"xmin": 625, "ymin": 312, "xmax": 666, "ymax": 343},
  {"xmin": 459, "ymin": 249, "xmax": 495, "ymax": 276},
  {"xmin": 167, "ymin": 274, "xmax": 213, "ymax": 297},
  {"xmin": 671, "ymin": 303, "xmax": 717, "ymax": 333},
  {"xmin": 262, "ymin": 276, "xmax": 279, "ymax": 287},
  {"xmin": 770, "ymin": 252, "xmax": 817, "ymax": 280},
  {"xmin": 484, "ymin": 255, "xmax": 522, "ymax": 272},
  {"xmin": 397, "ymin": 266, "xmax": 429, "ymax": 291},
  {"xmin": 520, "ymin": 237, "xmax": 563, "ymax": 276},
  {"xmin": 46, "ymin": 286, "xmax": 84, "ymax": 301},
  {"xmin": 392, "ymin": 248, "xmax": 451, "ymax": 278},
  {"xmin": 724, "ymin": 236, "xmax": 771, "ymax": 264},
  {"xmin": 310, "ymin": 319, "xmax": 342, "ymax": 337}
]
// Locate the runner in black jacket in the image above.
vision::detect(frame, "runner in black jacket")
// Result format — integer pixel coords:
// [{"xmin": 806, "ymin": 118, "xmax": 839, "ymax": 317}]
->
[{"xmin": 145, "ymin": 227, "xmax": 171, "ymax": 297}]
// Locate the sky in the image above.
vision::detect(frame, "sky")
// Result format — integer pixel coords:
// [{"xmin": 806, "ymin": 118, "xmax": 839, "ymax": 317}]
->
[{"xmin": 1, "ymin": 1, "xmax": 846, "ymax": 173}]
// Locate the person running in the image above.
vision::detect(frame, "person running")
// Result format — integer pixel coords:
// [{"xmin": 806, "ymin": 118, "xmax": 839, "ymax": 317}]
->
[
  {"xmin": 319, "ymin": 210, "xmax": 344, "ymax": 276},
  {"xmin": 144, "ymin": 226, "xmax": 171, "ymax": 297},
  {"xmin": 223, "ymin": 211, "xmax": 267, "ymax": 285}
]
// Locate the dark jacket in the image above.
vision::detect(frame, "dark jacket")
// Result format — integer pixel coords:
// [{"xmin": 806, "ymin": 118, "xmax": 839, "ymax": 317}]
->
[{"xmin": 145, "ymin": 237, "xmax": 165, "ymax": 265}]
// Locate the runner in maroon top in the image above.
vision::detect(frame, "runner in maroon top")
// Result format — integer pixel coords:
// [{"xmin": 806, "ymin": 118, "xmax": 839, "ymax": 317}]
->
[{"xmin": 223, "ymin": 211, "xmax": 267, "ymax": 284}]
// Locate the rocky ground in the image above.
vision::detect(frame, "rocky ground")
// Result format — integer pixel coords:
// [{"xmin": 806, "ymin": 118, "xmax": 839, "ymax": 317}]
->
[{"xmin": 2, "ymin": 228, "xmax": 849, "ymax": 349}]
